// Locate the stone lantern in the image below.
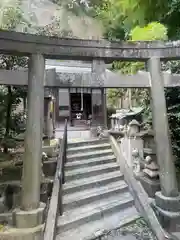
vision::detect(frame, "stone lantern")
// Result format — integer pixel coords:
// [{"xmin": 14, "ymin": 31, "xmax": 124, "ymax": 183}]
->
[
  {"xmin": 139, "ymin": 155, "xmax": 160, "ymax": 198},
  {"xmin": 128, "ymin": 119, "xmax": 140, "ymax": 136},
  {"xmin": 140, "ymin": 129, "xmax": 156, "ymax": 164},
  {"xmin": 141, "ymin": 129, "xmax": 155, "ymax": 150},
  {"xmin": 121, "ymin": 120, "xmax": 144, "ymax": 167},
  {"xmin": 132, "ymin": 148, "xmax": 143, "ymax": 178}
]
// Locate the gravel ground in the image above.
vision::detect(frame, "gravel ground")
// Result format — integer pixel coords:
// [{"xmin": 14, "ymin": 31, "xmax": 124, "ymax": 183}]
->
[
  {"xmin": 120, "ymin": 218, "xmax": 157, "ymax": 240},
  {"xmin": 94, "ymin": 218, "xmax": 157, "ymax": 240}
]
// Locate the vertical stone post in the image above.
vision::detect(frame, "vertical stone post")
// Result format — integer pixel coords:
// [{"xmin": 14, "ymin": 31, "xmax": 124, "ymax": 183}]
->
[
  {"xmin": 68, "ymin": 88, "xmax": 73, "ymax": 126},
  {"xmin": 54, "ymin": 88, "xmax": 59, "ymax": 125},
  {"xmin": 114, "ymin": 117, "xmax": 119, "ymax": 130},
  {"xmin": 13, "ymin": 54, "xmax": 45, "ymax": 229},
  {"xmin": 148, "ymin": 57, "xmax": 180, "ymax": 230},
  {"xmin": 51, "ymin": 95, "xmax": 56, "ymax": 135},
  {"xmin": 113, "ymin": 117, "xmax": 116, "ymax": 130},
  {"xmin": 121, "ymin": 120, "xmax": 143, "ymax": 168},
  {"xmin": 148, "ymin": 57, "xmax": 178, "ymax": 197},
  {"xmin": 111, "ymin": 116, "xmax": 115, "ymax": 130},
  {"xmin": 91, "ymin": 59, "xmax": 106, "ymax": 128},
  {"xmin": 53, "ymin": 98, "xmax": 56, "ymax": 131},
  {"xmin": 102, "ymin": 88, "xmax": 108, "ymax": 128},
  {"xmin": 128, "ymin": 120, "xmax": 143, "ymax": 167}
]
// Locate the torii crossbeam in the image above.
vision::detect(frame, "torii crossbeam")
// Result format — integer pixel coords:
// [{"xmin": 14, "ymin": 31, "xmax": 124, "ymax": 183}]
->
[
  {"xmin": 0, "ymin": 68, "xmax": 180, "ymax": 88},
  {"xmin": 0, "ymin": 30, "xmax": 180, "ymax": 61}
]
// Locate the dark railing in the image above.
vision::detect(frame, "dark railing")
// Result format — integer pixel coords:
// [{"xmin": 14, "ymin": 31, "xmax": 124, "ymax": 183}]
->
[{"xmin": 44, "ymin": 119, "xmax": 68, "ymax": 240}]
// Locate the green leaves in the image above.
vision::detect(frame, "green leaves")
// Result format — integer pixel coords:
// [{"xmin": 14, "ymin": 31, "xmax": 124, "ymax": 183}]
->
[
  {"xmin": 130, "ymin": 22, "xmax": 168, "ymax": 41},
  {"xmin": 0, "ymin": 0, "xmax": 27, "ymax": 31}
]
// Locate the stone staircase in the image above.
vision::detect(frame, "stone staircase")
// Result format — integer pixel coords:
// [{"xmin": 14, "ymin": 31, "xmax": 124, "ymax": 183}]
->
[{"xmin": 56, "ymin": 139, "xmax": 140, "ymax": 240}]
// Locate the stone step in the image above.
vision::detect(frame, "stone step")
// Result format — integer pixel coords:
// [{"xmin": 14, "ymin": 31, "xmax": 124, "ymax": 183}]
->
[
  {"xmin": 57, "ymin": 208, "xmax": 140, "ymax": 240},
  {"xmin": 58, "ymin": 191, "xmax": 134, "ymax": 232},
  {"xmin": 65, "ymin": 162, "xmax": 119, "ymax": 181},
  {"xmin": 63, "ymin": 180, "xmax": 128, "ymax": 211},
  {"xmin": 63, "ymin": 171, "xmax": 123, "ymax": 194},
  {"xmin": 57, "ymin": 195, "xmax": 138, "ymax": 236},
  {"xmin": 56, "ymin": 138, "xmax": 140, "ymax": 240},
  {"xmin": 65, "ymin": 155, "xmax": 116, "ymax": 170},
  {"xmin": 67, "ymin": 143, "xmax": 111, "ymax": 155},
  {"xmin": 68, "ymin": 138, "xmax": 108, "ymax": 148},
  {"xmin": 67, "ymin": 149, "xmax": 113, "ymax": 162}
]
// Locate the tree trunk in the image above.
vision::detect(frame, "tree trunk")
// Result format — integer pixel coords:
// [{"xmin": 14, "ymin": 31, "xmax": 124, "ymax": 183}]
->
[{"xmin": 4, "ymin": 86, "xmax": 12, "ymax": 153}]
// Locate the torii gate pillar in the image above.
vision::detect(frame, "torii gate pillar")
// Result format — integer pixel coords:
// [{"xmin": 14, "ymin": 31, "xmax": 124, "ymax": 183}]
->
[
  {"xmin": 148, "ymin": 57, "xmax": 180, "ymax": 230},
  {"xmin": 13, "ymin": 54, "xmax": 45, "ymax": 229}
]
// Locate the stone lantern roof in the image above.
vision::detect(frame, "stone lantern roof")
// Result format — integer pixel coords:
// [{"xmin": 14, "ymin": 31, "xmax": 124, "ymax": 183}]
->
[
  {"xmin": 110, "ymin": 107, "xmax": 143, "ymax": 119},
  {"xmin": 129, "ymin": 119, "xmax": 141, "ymax": 127}
]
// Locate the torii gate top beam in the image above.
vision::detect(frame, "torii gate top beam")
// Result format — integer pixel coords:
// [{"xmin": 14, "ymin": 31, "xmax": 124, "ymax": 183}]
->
[
  {"xmin": 0, "ymin": 68, "xmax": 180, "ymax": 88},
  {"xmin": 0, "ymin": 30, "xmax": 180, "ymax": 61}
]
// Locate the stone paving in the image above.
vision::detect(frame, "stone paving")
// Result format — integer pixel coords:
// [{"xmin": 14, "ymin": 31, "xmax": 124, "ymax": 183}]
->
[{"xmin": 55, "ymin": 123, "xmax": 92, "ymax": 141}]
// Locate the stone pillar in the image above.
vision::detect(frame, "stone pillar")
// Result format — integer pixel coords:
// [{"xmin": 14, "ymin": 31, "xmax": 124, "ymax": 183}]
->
[
  {"xmin": 91, "ymin": 59, "xmax": 105, "ymax": 129},
  {"xmin": 54, "ymin": 88, "xmax": 59, "ymax": 125},
  {"xmin": 13, "ymin": 54, "xmax": 45, "ymax": 229},
  {"xmin": 114, "ymin": 117, "xmax": 119, "ymax": 130},
  {"xmin": 121, "ymin": 120, "xmax": 143, "ymax": 168},
  {"xmin": 111, "ymin": 116, "xmax": 115, "ymax": 130},
  {"xmin": 102, "ymin": 88, "xmax": 108, "ymax": 129},
  {"xmin": 51, "ymin": 96, "xmax": 56, "ymax": 134},
  {"xmin": 68, "ymin": 88, "xmax": 73, "ymax": 126},
  {"xmin": 148, "ymin": 57, "xmax": 180, "ymax": 230},
  {"xmin": 53, "ymin": 98, "xmax": 56, "ymax": 131}
]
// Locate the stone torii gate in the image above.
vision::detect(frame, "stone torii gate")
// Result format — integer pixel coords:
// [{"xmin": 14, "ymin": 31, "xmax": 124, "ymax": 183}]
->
[{"xmin": 0, "ymin": 30, "xmax": 180, "ymax": 236}]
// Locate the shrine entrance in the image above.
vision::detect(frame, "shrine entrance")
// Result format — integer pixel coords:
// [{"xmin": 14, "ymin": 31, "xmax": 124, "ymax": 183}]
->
[
  {"xmin": 58, "ymin": 87, "xmax": 107, "ymax": 128},
  {"xmin": 70, "ymin": 92, "xmax": 92, "ymax": 124}
]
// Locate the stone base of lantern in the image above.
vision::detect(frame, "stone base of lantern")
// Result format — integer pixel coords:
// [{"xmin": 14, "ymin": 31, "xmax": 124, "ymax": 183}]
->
[
  {"xmin": 7, "ymin": 203, "xmax": 45, "ymax": 240},
  {"xmin": 139, "ymin": 175, "xmax": 160, "ymax": 198},
  {"xmin": 0, "ymin": 224, "xmax": 44, "ymax": 240},
  {"xmin": 151, "ymin": 191, "xmax": 180, "ymax": 232},
  {"xmin": 12, "ymin": 202, "xmax": 45, "ymax": 229}
]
